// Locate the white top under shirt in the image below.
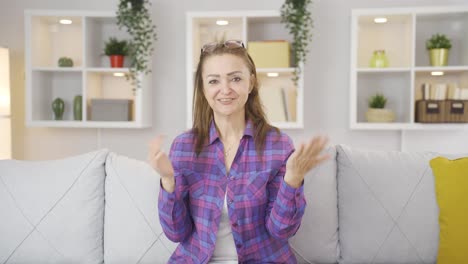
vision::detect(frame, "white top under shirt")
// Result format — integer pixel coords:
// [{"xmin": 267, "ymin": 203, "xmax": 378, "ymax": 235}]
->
[{"xmin": 208, "ymin": 194, "xmax": 238, "ymax": 264}]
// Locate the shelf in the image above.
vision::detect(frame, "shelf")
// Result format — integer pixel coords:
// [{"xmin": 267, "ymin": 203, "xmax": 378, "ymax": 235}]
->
[
  {"xmin": 30, "ymin": 71, "xmax": 82, "ymax": 121},
  {"xmin": 414, "ymin": 66, "xmax": 468, "ymax": 73},
  {"xmin": 351, "ymin": 6, "xmax": 468, "ymax": 131},
  {"xmin": 357, "ymin": 67, "xmax": 411, "ymax": 73},
  {"xmin": 415, "ymin": 11, "xmax": 468, "ymax": 67},
  {"xmin": 25, "ymin": 120, "xmax": 150, "ymax": 128},
  {"xmin": 352, "ymin": 122, "xmax": 468, "ymax": 130},
  {"xmin": 25, "ymin": 10, "xmax": 152, "ymax": 128},
  {"xmin": 29, "ymin": 15, "xmax": 83, "ymax": 68},
  {"xmin": 356, "ymin": 71, "xmax": 411, "ymax": 123},
  {"xmin": 86, "ymin": 67, "xmax": 130, "ymax": 73},
  {"xmin": 190, "ymin": 16, "xmax": 244, "ymax": 66},
  {"xmin": 257, "ymin": 71, "xmax": 297, "ymax": 124},
  {"xmin": 85, "ymin": 16, "xmax": 131, "ymax": 68},
  {"xmin": 32, "ymin": 67, "xmax": 83, "ymax": 72},
  {"xmin": 356, "ymin": 14, "xmax": 413, "ymax": 68}
]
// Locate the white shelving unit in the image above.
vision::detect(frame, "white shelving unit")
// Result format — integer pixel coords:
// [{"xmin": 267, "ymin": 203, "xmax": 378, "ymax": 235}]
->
[
  {"xmin": 350, "ymin": 6, "xmax": 468, "ymax": 130},
  {"xmin": 25, "ymin": 10, "xmax": 152, "ymax": 128},
  {"xmin": 186, "ymin": 11, "xmax": 304, "ymax": 129}
]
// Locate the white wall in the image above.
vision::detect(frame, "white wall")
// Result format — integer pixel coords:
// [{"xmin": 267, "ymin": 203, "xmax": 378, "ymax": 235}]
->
[{"xmin": 1, "ymin": 0, "xmax": 467, "ymax": 161}]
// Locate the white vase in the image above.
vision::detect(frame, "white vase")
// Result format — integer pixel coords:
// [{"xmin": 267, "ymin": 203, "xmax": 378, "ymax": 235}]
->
[{"xmin": 366, "ymin": 108, "xmax": 395, "ymax": 123}]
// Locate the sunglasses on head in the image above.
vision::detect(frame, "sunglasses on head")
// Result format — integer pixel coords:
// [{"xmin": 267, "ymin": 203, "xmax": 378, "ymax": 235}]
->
[{"xmin": 201, "ymin": 40, "xmax": 245, "ymax": 53}]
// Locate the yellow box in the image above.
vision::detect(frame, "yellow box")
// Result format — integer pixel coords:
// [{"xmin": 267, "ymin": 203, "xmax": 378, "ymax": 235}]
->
[{"xmin": 247, "ymin": 41, "xmax": 290, "ymax": 68}]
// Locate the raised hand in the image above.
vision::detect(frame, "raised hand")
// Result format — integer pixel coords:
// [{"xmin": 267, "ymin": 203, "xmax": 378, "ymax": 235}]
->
[
  {"xmin": 148, "ymin": 135, "xmax": 175, "ymax": 192},
  {"xmin": 284, "ymin": 135, "xmax": 330, "ymax": 188}
]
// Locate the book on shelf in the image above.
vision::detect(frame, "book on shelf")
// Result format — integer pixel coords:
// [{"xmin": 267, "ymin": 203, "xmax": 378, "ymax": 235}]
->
[
  {"xmin": 259, "ymin": 85, "xmax": 287, "ymax": 122},
  {"xmin": 281, "ymin": 86, "xmax": 297, "ymax": 122}
]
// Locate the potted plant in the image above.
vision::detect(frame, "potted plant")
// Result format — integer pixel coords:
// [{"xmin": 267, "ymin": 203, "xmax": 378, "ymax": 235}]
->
[
  {"xmin": 280, "ymin": 0, "xmax": 313, "ymax": 83},
  {"xmin": 104, "ymin": 37, "xmax": 129, "ymax": 68},
  {"xmin": 58, "ymin": 57, "xmax": 74, "ymax": 67},
  {"xmin": 116, "ymin": 0, "xmax": 157, "ymax": 89},
  {"xmin": 426, "ymin": 33, "xmax": 452, "ymax": 66},
  {"xmin": 366, "ymin": 93, "xmax": 395, "ymax": 123}
]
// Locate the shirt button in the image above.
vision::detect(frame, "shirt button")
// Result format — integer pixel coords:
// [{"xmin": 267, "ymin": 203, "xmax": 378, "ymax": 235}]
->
[
  {"xmin": 228, "ymin": 200, "xmax": 233, "ymax": 205},
  {"xmin": 232, "ymin": 222, "xmax": 238, "ymax": 228}
]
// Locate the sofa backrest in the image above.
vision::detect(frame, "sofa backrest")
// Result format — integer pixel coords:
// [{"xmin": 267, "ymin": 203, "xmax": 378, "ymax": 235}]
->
[
  {"xmin": 336, "ymin": 145, "xmax": 440, "ymax": 264},
  {"xmin": 0, "ymin": 149, "xmax": 108, "ymax": 264},
  {"xmin": 103, "ymin": 152, "xmax": 176, "ymax": 264},
  {"xmin": 290, "ymin": 146, "xmax": 339, "ymax": 263}
]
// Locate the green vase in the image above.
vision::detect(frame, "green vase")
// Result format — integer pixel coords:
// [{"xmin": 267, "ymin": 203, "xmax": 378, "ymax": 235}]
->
[
  {"xmin": 73, "ymin": 95, "xmax": 83, "ymax": 120},
  {"xmin": 429, "ymin": 48, "xmax": 449, "ymax": 66},
  {"xmin": 52, "ymin": 97, "xmax": 65, "ymax": 120},
  {"xmin": 369, "ymin": 50, "xmax": 389, "ymax": 68}
]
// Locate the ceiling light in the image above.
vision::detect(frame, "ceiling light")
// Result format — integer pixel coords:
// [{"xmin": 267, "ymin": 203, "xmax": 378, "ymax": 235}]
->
[
  {"xmin": 374, "ymin": 17, "xmax": 387, "ymax": 24},
  {"xmin": 431, "ymin": 71, "xmax": 444, "ymax": 76},
  {"xmin": 113, "ymin": 72, "xmax": 125, "ymax": 77},
  {"xmin": 267, "ymin": 72, "xmax": 279, "ymax": 77},
  {"xmin": 216, "ymin": 20, "xmax": 229, "ymax": 26},
  {"xmin": 59, "ymin": 19, "xmax": 72, "ymax": 25}
]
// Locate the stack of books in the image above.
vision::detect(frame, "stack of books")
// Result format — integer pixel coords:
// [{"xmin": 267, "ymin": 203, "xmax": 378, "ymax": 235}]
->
[{"xmin": 421, "ymin": 83, "xmax": 468, "ymax": 100}]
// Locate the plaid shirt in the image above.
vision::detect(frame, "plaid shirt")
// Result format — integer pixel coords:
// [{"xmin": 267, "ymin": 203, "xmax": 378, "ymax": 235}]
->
[{"xmin": 158, "ymin": 121, "xmax": 306, "ymax": 263}]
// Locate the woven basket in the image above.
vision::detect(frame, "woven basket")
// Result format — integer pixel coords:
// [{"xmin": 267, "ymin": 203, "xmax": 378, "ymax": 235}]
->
[{"xmin": 365, "ymin": 108, "xmax": 395, "ymax": 123}]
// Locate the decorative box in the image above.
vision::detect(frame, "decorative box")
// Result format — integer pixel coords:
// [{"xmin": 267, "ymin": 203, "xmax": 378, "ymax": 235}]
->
[
  {"xmin": 247, "ymin": 40, "xmax": 290, "ymax": 68},
  {"xmin": 415, "ymin": 100, "xmax": 445, "ymax": 123},
  {"xmin": 90, "ymin": 99, "xmax": 133, "ymax": 121},
  {"xmin": 444, "ymin": 100, "xmax": 468, "ymax": 123}
]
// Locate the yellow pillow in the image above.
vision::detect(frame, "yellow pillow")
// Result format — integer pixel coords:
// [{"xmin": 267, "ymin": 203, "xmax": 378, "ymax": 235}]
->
[{"xmin": 430, "ymin": 157, "xmax": 468, "ymax": 264}]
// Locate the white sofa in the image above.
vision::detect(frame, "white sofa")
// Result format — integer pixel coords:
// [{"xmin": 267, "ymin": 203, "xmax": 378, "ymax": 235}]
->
[{"xmin": 0, "ymin": 145, "xmax": 452, "ymax": 263}]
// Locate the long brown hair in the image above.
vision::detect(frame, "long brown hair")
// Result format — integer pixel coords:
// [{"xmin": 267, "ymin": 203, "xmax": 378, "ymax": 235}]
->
[{"xmin": 192, "ymin": 43, "xmax": 278, "ymax": 156}]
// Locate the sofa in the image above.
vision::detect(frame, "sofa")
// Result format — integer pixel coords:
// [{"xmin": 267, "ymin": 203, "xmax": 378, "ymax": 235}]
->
[{"xmin": 0, "ymin": 145, "xmax": 459, "ymax": 263}]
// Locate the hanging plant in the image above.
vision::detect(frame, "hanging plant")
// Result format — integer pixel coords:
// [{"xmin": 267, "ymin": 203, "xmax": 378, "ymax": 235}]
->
[
  {"xmin": 116, "ymin": 0, "xmax": 157, "ymax": 90},
  {"xmin": 280, "ymin": 0, "xmax": 314, "ymax": 83}
]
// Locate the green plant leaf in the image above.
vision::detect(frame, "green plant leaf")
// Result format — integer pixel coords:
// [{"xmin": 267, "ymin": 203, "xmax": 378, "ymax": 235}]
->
[
  {"xmin": 426, "ymin": 33, "xmax": 452, "ymax": 50},
  {"xmin": 368, "ymin": 93, "xmax": 387, "ymax": 109},
  {"xmin": 281, "ymin": 0, "xmax": 313, "ymax": 84},
  {"xmin": 116, "ymin": 0, "xmax": 157, "ymax": 90}
]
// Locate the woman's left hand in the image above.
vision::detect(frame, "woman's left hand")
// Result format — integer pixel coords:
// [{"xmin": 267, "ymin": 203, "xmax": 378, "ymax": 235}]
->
[{"xmin": 284, "ymin": 135, "xmax": 330, "ymax": 188}]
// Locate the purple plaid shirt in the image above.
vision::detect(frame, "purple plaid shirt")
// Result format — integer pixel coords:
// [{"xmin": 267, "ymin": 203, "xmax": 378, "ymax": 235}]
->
[{"xmin": 158, "ymin": 121, "xmax": 306, "ymax": 263}]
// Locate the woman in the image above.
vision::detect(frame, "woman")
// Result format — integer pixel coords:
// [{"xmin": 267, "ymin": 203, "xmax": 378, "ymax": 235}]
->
[{"xmin": 149, "ymin": 40, "xmax": 329, "ymax": 263}]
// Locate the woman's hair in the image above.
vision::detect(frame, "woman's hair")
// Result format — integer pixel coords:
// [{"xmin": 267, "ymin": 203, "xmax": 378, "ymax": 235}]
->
[{"xmin": 192, "ymin": 43, "xmax": 278, "ymax": 156}]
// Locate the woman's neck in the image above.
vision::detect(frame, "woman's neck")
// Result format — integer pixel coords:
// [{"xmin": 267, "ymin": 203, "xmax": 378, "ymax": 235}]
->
[{"xmin": 214, "ymin": 112, "xmax": 245, "ymax": 142}]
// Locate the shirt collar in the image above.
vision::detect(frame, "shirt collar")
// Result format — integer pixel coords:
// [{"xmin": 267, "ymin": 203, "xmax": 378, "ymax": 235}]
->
[{"xmin": 208, "ymin": 119, "xmax": 254, "ymax": 145}]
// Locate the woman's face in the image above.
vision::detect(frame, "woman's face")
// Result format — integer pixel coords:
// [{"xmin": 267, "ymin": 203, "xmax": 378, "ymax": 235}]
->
[{"xmin": 202, "ymin": 54, "xmax": 252, "ymax": 118}]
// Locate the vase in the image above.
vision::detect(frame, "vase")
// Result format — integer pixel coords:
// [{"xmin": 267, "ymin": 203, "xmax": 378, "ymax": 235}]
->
[
  {"xmin": 365, "ymin": 108, "xmax": 395, "ymax": 123},
  {"xmin": 429, "ymin": 48, "xmax": 449, "ymax": 66},
  {"xmin": 369, "ymin": 50, "xmax": 389, "ymax": 68},
  {"xmin": 110, "ymin": 55, "xmax": 124, "ymax": 67},
  {"xmin": 73, "ymin": 95, "xmax": 82, "ymax": 120},
  {"xmin": 52, "ymin": 97, "xmax": 65, "ymax": 120}
]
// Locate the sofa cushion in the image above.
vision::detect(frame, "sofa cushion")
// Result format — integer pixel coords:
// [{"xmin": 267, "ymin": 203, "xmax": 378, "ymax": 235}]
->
[
  {"xmin": 290, "ymin": 146, "xmax": 339, "ymax": 263},
  {"xmin": 0, "ymin": 149, "xmax": 108, "ymax": 264},
  {"xmin": 336, "ymin": 145, "xmax": 440, "ymax": 264},
  {"xmin": 104, "ymin": 152, "xmax": 177, "ymax": 264},
  {"xmin": 430, "ymin": 156, "xmax": 468, "ymax": 264}
]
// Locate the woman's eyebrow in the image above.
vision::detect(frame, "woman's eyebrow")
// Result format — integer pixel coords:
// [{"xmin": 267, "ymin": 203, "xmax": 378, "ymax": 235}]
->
[
  {"xmin": 206, "ymin": 71, "xmax": 243, "ymax": 78},
  {"xmin": 227, "ymin": 71, "xmax": 243, "ymax": 76}
]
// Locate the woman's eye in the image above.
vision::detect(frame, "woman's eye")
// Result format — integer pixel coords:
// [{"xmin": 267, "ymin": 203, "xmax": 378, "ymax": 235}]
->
[
  {"xmin": 232, "ymin": 77, "xmax": 241, "ymax": 82},
  {"xmin": 208, "ymin": 79, "xmax": 219, "ymax": 84}
]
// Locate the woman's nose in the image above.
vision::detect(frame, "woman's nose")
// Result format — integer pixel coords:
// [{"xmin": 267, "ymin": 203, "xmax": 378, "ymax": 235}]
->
[{"xmin": 220, "ymin": 80, "xmax": 231, "ymax": 94}]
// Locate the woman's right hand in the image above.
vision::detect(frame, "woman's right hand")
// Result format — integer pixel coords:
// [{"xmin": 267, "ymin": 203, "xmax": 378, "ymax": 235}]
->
[{"xmin": 148, "ymin": 135, "xmax": 175, "ymax": 192}]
